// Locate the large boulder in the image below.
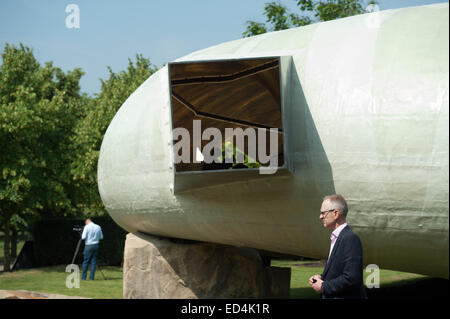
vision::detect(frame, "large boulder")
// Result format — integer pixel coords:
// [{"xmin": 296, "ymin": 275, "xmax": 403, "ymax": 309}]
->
[{"xmin": 123, "ymin": 233, "xmax": 290, "ymax": 298}]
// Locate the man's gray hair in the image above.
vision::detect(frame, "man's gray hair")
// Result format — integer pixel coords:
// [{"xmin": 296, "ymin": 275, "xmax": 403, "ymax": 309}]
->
[{"xmin": 323, "ymin": 194, "xmax": 348, "ymax": 217}]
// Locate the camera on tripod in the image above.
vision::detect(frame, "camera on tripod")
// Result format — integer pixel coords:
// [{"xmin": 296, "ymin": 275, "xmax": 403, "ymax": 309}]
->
[
  {"xmin": 70, "ymin": 222, "xmax": 107, "ymax": 280},
  {"xmin": 73, "ymin": 225, "xmax": 84, "ymax": 234}
]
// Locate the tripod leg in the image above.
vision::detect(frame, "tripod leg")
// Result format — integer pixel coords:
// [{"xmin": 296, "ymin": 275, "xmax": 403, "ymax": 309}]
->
[
  {"xmin": 97, "ymin": 264, "xmax": 107, "ymax": 280},
  {"xmin": 71, "ymin": 238, "xmax": 82, "ymax": 265}
]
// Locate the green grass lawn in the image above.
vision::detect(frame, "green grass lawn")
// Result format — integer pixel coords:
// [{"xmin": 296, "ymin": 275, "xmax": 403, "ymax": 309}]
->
[
  {"xmin": 0, "ymin": 265, "xmax": 123, "ymax": 299},
  {"xmin": 0, "ymin": 260, "xmax": 447, "ymax": 299}
]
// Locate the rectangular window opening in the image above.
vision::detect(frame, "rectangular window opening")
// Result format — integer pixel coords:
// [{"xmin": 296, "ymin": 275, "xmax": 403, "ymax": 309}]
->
[{"xmin": 169, "ymin": 57, "xmax": 285, "ymax": 173}]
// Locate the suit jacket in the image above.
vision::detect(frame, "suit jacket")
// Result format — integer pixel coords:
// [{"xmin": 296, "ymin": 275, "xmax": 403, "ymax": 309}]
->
[{"xmin": 321, "ymin": 225, "xmax": 367, "ymax": 299}]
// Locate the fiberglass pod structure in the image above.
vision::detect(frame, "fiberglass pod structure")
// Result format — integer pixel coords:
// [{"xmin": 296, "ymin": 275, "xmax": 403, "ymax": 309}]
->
[{"xmin": 98, "ymin": 4, "xmax": 449, "ymax": 278}]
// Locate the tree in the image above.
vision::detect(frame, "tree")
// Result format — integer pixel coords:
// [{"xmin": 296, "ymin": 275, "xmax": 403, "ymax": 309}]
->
[
  {"xmin": 0, "ymin": 43, "xmax": 85, "ymax": 270},
  {"xmin": 69, "ymin": 55, "xmax": 158, "ymax": 214},
  {"xmin": 243, "ymin": 1, "xmax": 311, "ymax": 37},
  {"xmin": 243, "ymin": 0, "xmax": 377, "ymax": 37},
  {"xmin": 1, "ymin": 44, "xmax": 158, "ymax": 270},
  {"xmin": 298, "ymin": 0, "xmax": 378, "ymax": 21}
]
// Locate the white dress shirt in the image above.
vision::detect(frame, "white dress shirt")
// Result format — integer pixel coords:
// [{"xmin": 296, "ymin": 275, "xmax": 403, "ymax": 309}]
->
[{"xmin": 328, "ymin": 223, "xmax": 348, "ymax": 258}]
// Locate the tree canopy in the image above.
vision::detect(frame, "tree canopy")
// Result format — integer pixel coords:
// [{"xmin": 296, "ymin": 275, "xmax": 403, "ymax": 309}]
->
[
  {"xmin": 0, "ymin": 44, "xmax": 86, "ymax": 270},
  {"xmin": 243, "ymin": 0, "xmax": 378, "ymax": 37},
  {"xmin": 0, "ymin": 44, "xmax": 157, "ymax": 270}
]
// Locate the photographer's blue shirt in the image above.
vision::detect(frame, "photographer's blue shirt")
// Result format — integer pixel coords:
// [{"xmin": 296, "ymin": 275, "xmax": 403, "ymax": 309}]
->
[{"xmin": 82, "ymin": 222, "xmax": 103, "ymax": 245}]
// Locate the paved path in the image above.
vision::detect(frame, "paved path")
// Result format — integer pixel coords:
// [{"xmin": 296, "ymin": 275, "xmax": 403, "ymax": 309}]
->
[{"xmin": 0, "ymin": 290, "xmax": 89, "ymax": 299}]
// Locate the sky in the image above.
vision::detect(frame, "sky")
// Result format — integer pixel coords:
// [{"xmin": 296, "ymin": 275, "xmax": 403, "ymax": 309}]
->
[{"xmin": 0, "ymin": 0, "xmax": 448, "ymax": 96}]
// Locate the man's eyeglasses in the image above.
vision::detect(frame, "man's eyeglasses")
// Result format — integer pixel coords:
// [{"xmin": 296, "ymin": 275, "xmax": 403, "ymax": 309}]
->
[{"xmin": 319, "ymin": 209, "xmax": 336, "ymax": 218}]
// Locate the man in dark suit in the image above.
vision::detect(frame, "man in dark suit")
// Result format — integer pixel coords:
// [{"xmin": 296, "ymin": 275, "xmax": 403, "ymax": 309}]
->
[{"xmin": 309, "ymin": 194, "xmax": 367, "ymax": 299}]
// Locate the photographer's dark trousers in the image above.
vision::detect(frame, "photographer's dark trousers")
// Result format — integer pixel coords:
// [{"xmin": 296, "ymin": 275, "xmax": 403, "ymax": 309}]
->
[{"xmin": 82, "ymin": 244, "xmax": 99, "ymax": 280}]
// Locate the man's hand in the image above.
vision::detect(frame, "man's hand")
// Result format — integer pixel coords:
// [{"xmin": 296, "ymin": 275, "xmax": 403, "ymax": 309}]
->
[{"xmin": 309, "ymin": 275, "xmax": 323, "ymax": 293}]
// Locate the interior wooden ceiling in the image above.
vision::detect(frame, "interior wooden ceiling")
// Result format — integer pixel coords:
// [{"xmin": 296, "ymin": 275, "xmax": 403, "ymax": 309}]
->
[
  {"xmin": 169, "ymin": 58, "xmax": 284, "ymax": 171},
  {"xmin": 170, "ymin": 58, "xmax": 278, "ymax": 79}
]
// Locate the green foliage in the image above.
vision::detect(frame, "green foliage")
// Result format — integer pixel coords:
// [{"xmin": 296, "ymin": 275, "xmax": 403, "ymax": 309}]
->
[
  {"xmin": 0, "ymin": 43, "xmax": 157, "ymax": 271},
  {"xmin": 289, "ymin": 13, "xmax": 313, "ymax": 27},
  {"xmin": 242, "ymin": 22, "xmax": 268, "ymax": 37},
  {"xmin": 298, "ymin": 0, "xmax": 377, "ymax": 21},
  {"xmin": 218, "ymin": 141, "xmax": 261, "ymax": 169},
  {"xmin": 243, "ymin": 0, "xmax": 377, "ymax": 37},
  {"xmin": 0, "ymin": 44, "xmax": 85, "ymax": 214},
  {"xmin": 69, "ymin": 55, "xmax": 158, "ymax": 214},
  {"xmin": 265, "ymin": 2, "xmax": 291, "ymax": 31},
  {"xmin": 32, "ymin": 216, "xmax": 127, "ymax": 266},
  {"xmin": 0, "ymin": 43, "xmax": 89, "ymax": 270},
  {"xmin": 244, "ymin": 1, "xmax": 309, "ymax": 37}
]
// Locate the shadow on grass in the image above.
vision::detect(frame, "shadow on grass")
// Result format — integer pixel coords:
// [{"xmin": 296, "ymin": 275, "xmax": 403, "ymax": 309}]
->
[
  {"xmin": 290, "ymin": 287, "xmax": 321, "ymax": 299},
  {"xmin": 366, "ymin": 277, "xmax": 449, "ymax": 299},
  {"xmin": 290, "ymin": 277, "xmax": 449, "ymax": 299}
]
